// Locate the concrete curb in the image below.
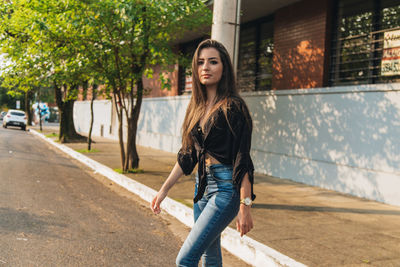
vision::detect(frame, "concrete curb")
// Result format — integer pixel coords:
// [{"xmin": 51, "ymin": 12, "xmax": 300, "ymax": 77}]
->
[{"xmin": 30, "ymin": 129, "xmax": 307, "ymax": 267}]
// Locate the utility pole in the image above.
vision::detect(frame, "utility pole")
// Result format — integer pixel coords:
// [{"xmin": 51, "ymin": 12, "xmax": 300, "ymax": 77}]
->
[{"xmin": 211, "ymin": 0, "xmax": 242, "ymax": 74}]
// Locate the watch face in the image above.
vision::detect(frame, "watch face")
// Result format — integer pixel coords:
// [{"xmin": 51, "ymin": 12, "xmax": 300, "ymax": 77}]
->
[{"xmin": 244, "ymin": 198, "xmax": 251, "ymax": 205}]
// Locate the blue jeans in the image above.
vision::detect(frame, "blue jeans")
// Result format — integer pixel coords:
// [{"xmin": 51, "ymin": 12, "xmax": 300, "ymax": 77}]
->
[{"xmin": 176, "ymin": 164, "xmax": 240, "ymax": 267}]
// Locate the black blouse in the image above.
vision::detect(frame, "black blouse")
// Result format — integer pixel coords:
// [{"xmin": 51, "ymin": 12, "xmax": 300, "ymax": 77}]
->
[{"xmin": 177, "ymin": 98, "xmax": 256, "ymax": 203}]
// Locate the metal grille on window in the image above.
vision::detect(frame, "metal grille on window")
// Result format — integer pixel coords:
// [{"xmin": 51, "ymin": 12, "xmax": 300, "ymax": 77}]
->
[
  {"xmin": 330, "ymin": 0, "xmax": 400, "ymax": 85},
  {"xmin": 237, "ymin": 17, "xmax": 274, "ymax": 91},
  {"xmin": 238, "ymin": 26, "xmax": 257, "ymax": 91},
  {"xmin": 178, "ymin": 38, "xmax": 204, "ymax": 94}
]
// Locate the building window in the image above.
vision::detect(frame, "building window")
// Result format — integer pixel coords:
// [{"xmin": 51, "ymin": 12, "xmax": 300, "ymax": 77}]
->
[
  {"xmin": 237, "ymin": 16, "xmax": 274, "ymax": 92},
  {"xmin": 330, "ymin": 0, "xmax": 400, "ymax": 85},
  {"xmin": 178, "ymin": 38, "xmax": 204, "ymax": 95}
]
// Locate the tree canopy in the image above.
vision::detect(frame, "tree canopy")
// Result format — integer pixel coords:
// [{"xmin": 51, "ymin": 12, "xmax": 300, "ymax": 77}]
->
[{"xmin": 0, "ymin": 0, "xmax": 211, "ymax": 170}]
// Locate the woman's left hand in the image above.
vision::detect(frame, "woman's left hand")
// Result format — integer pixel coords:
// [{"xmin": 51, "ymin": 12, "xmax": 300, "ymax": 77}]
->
[{"xmin": 236, "ymin": 205, "xmax": 253, "ymax": 237}]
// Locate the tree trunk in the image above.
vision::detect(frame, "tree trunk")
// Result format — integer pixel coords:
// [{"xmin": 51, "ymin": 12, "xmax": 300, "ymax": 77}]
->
[
  {"xmin": 124, "ymin": 119, "xmax": 133, "ymax": 171},
  {"xmin": 88, "ymin": 84, "xmax": 97, "ymax": 151},
  {"xmin": 54, "ymin": 83, "xmax": 63, "ymax": 138},
  {"xmin": 88, "ymin": 98, "xmax": 94, "ymax": 150},
  {"xmin": 126, "ymin": 79, "xmax": 144, "ymax": 170},
  {"xmin": 118, "ymin": 115, "xmax": 126, "ymax": 170},
  {"xmin": 54, "ymin": 83, "xmax": 86, "ymax": 143},
  {"xmin": 24, "ymin": 91, "xmax": 33, "ymax": 126},
  {"xmin": 126, "ymin": 120, "xmax": 139, "ymax": 169},
  {"xmin": 59, "ymin": 99, "xmax": 85, "ymax": 143},
  {"xmin": 124, "ymin": 5, "xmax": 149, "ymax": 170},
  {"xmin": 113, "ymin": 93, "xmax": 126, "ymax": 171}
]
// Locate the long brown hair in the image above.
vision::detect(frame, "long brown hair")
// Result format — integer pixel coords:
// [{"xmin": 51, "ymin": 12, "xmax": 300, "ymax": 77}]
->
[{"xmin": 181, "ymin": 39, "xmax": 251, "ymax": 151}]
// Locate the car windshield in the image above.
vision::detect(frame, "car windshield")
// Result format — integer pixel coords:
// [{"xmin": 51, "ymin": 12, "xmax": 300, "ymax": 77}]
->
[{"xmin": 10, "ymin": 112, "xmax": 25, "ymax": 116}]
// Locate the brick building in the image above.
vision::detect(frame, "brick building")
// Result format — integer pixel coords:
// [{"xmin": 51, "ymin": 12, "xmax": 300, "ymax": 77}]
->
[
  {"xmin": 145, "ymin": 0, "xmax": 399, "ymax": 96},
  {"xmin": 75, "ymin": 0, "xmax": 400, "ymax": 206}
]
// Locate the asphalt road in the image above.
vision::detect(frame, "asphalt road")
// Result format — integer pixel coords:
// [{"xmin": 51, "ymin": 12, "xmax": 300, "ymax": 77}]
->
[{"xmin": 0, "ymin": 126, "xmax": 181, "ymax": 266}]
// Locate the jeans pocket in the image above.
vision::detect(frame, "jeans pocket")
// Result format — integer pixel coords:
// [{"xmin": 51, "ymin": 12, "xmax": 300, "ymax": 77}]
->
[{"xmin": 214, "ymin": 186, "xmax": 240, "ymax": 211}]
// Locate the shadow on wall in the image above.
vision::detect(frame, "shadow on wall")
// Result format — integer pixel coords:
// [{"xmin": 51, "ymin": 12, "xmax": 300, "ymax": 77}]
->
[
  {"xmin": 75, "ymin": 84, "xmax": 400, "ymax": 205},
  {"xmin": 273, "ymin": 40, "xmax": 325, "ymax": 90},
  {"xmin": 137, "ymin": 96, "xmax": 190, "ymax": 153},
  {"xmin": 248, "ymin": 86, "xmax": 400, "ymax": 204}
]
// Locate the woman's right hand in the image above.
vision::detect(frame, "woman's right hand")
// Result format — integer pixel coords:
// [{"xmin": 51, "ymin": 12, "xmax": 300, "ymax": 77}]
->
[
  {"xmin": 150, "ymin": 162, "xmax": 184, "ymax": 214},
  {"xmin": 151, "ymin": 190, "xmax": 168, "ymax": 214}
]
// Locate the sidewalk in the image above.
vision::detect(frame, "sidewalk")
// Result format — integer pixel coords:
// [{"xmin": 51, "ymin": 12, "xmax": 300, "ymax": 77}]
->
[{"xmin": 32, "ymin": 125, "xmax": 400, "ymax": 266}]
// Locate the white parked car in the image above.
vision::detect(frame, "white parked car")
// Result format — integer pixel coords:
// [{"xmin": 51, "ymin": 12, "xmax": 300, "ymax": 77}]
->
[{"xmin": 2, "ymin": 109, "xmax": 27, "ymax": 131}]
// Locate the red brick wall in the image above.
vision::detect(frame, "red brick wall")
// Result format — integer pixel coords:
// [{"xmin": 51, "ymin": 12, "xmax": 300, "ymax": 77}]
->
[
  {"xmin": 77, "ymin": 84, "xmax": 108, "ymax": 101},
  {"xmin": 272, "ymin": 0, "xmax": 331, "ymax": 90},
  {"xmin": 77, "ymin": 66, "xmax": 180, "ymax": 101},
  {"xmin": 143, "ymin": 64, "xmax": 179, "ymax": 97}
]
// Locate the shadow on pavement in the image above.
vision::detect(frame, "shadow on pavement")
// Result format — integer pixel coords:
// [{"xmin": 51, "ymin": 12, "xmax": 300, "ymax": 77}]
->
[{"xmin": 253, "ymin": 203, "xmax": 400, "ymax": 215}]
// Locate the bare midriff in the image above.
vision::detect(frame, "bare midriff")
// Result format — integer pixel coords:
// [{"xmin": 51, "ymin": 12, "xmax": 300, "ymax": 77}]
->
[{"xmin": 205, "ymin": 154, "xmax": 221, "ymax": 166}]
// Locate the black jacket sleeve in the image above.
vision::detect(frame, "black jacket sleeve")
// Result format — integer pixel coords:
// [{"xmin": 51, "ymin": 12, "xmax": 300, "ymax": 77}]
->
[
  {"xmin": 177, "ymin": 145, "xmax": 198, "ymax": 175},
  {"xmin": 231, "ymin": 103, "xmax": 256, "ymax": 200}
]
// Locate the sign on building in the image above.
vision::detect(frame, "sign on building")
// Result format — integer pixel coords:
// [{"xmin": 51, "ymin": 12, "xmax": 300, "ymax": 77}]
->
[{"xmin": 381, "ymin": 29, "xmax": 400, "ymax": 76}]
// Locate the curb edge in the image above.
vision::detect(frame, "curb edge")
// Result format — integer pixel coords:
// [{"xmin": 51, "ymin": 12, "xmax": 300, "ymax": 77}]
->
[{"xmin": 30, "ymin": 129, "xmax": 307, "ymax": 267}]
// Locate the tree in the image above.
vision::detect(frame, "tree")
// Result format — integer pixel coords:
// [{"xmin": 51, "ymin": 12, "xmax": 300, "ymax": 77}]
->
[
  {"xmin": 0, "ymin": 60, "xmax": 38, "ymax": 125},
  {"xmin": 74, "ymin": 0, "xmax": 211, "ymax": 171},
  {"xmin": 0, "ymin": 78, "xmax": 25, "ymax": 112},
  {"xmin": 1, "ymin": 0, "xmax": 211, "ymax": 171},
  {"xmin": 0, "ymin": 1, "xmax": 44, "ymax": 124},
  {"xmin": 0, "ymin": 0, "xmax": 90, "ymax": 142}
]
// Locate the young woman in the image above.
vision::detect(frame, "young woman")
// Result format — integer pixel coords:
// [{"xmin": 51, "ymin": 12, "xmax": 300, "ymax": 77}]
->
[{"xmin": 151, "ymin": 39, "xmax": 255, "ymax": 267}]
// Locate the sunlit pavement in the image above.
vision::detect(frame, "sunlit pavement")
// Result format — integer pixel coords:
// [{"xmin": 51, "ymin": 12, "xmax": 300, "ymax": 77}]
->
[{"xmin": 30, "ymin": 125, "xmax": 400, "ymax": 266}]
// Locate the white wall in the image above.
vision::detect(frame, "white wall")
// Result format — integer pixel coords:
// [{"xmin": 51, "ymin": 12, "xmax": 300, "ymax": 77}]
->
[
  {"xmin": 245, "ymin": 84, "xmax": 400, "ymax": 206},
  {"xmin": 136, "ymin": 95, "xmax": 191, "ymax": 153},
  {"xmin": 73, "ymin": 100, "xmax": 114, "ymax": 139},
  {"xmin": 74, "ymin": 83, "xmax": 400, "ymax": 206}
]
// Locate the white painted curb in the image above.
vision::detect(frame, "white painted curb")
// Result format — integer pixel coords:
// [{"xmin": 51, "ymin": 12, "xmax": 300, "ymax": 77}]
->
[{"xmin": 30, "ymin": 129, "xmax": 307, "ymax": 267}]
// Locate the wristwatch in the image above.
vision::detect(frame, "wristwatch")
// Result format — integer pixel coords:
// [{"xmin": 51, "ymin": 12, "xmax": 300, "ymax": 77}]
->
[{"xmin": 240, "ymin": 197, "xmax": 252, "ymax": 206}]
